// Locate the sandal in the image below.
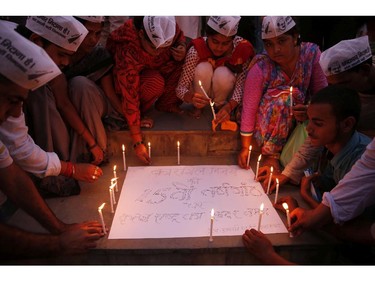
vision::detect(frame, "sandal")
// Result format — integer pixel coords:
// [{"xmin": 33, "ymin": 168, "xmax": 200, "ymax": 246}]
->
[{"xmin": 140, "ymin": 117, "xmax": 154, "ymax": 128}]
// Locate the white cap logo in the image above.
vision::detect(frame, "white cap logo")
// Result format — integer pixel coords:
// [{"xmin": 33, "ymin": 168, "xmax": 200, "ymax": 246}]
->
[
  {"xmin": 320, "ymin": 36, "xmax": 372, "ymax": 76},
  {"xmin": 0, "ymin": 20, "xmax": 61, "ymax": 90},
  {"xmin": 26, "ymin": 16, "xmax": 89, "ymax": 52}
]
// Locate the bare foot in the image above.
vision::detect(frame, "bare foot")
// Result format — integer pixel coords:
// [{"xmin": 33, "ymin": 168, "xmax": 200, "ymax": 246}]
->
[{"xmin": 140, "ymin": 117, "xmax": 154, "ymax": 128}]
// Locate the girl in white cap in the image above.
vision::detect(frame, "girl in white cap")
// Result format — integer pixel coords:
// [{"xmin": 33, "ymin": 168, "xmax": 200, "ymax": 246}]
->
[
  {"xmin": 176, "ymin": 16, "xmax": 255, "ymax": 129},
  {"xmin": 106, "ymin": 16, "xmax": 187, "ymax": 164},
  {"xmin": 239, "ymin": 16, "xmax": 328, "ymax": 174}
]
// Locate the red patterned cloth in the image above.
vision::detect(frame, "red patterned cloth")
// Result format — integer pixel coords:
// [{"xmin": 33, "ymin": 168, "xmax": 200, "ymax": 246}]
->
[{"xmin": 106, "ymin": 19, "xmax": 185, "ymax": 128}]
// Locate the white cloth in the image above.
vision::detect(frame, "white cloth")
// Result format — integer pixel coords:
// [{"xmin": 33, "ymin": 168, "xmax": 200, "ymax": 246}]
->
[
  {"xmin": 0, "ymin": 112, "xmax": 61, "ymax": 178},
  {"xmin": 322, "ymin": 138, "xmax": 375, "ymax": 224},
  {"xmin": 175, "ymin": 16, "xmax": 201, "ymax": 39}
]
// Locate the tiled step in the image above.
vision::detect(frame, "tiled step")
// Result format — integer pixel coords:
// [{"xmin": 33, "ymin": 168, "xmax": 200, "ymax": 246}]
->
[{"xmin": 107, "ymin": 103, "xmax": 241, "ymax": 157}]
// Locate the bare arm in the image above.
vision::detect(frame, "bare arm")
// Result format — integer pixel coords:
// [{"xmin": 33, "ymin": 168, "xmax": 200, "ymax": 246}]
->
[
  {"xmin": 49, "ymin": 74, "xmax": 103, "ymax": 164},
  {"xmin": 0, "ymin": 221, "xmax": 103, "ymax": 259},
  {"xmin": 100, "ymin": 72, "xmax": 123, "ymax": 115},
  {"xmin": 0, "ymin": 162, "xmax": 66, "ymax": 234}
]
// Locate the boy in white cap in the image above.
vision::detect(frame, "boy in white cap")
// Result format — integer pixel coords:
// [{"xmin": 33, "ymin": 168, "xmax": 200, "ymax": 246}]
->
[
  {"xmin": 106, "ymin": 16, "xmax": 187, "ymax": 164},
  {"xmin": 176, "ymin": 16, "xmax": 255, "ymax": 131},
  {"xmin": 285, "ymin": 36, "xmax": 375, "ymax": 237},
  {"xmin": 0, "ymin": 21, "xmax": 104, "ymax": 258},
  {"xmin": 266, "ymin": 36, "xmax": 375, "ymax": 192},
  {"xmin": 238, "ymin": 16, "xmax": 327, "ymax": 174},
  {"xmin": 16, "ymin": 16, "xmax": 107, "ymax": 196}
]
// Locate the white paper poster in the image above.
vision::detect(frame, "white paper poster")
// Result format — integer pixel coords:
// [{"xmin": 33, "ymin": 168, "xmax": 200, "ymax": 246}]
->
[{"xmin": 108, "ymin": 165, "xmax": 288, "ymax": 239}]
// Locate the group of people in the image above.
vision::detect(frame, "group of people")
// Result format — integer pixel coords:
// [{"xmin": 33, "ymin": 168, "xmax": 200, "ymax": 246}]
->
[{"xmin": 1, "ymin": 15, "xmax": 375, "ymax": 263}]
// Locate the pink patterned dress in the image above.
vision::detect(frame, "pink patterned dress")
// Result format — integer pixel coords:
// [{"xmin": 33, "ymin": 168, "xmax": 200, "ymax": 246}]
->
[{"xmin": 240, "ymin": 42, "xmax": 328, "ymax": 157}]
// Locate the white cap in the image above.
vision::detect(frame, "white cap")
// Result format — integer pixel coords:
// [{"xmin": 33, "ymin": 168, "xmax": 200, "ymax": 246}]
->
[
  {"xmin": 207, "ymin": 16, "xmax": 241, "ymax": 37},
  {"xmin": 26, "ymin": 16, "xmax": 89, "ymax": 52},
  {"xmin": 0, "ymin": 20, "xmax": 61, "ymax": 90},
  {"xmin": 261, "ymin": 16, "xmax": 296, "ymax": 39},
  {"xmin": 143, "ymin": 16, "xmax": 176, "ymax": 49},
  {"xmin": 319, "ymin": 36, "xmax": 372, "ymax": 76},
  {"xmin": 75, "ymin": 16, "xmax": 105, "ymax": 23}
]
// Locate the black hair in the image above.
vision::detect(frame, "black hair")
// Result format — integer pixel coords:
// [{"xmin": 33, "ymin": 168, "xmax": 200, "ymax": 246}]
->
[
  {"xmin": 132, "ymin": 16, "xmax": 154, "ymax": 44},
  {"xmin": 15, "ymin": 24, "xmax": 52, "ymax": 47},
  {"xmin": 283, "ymin": 25, "xmax": 302, "ymax": 45},
  {"xmin": 311, "ymin": 85, "xmax": 361, "ymax": 127},
  {"xmin": 73, "ymin": 16, "xmax": 105, "ymax": 27},
  {"xmin": 133, "ymin": 16, "xmax": 145, "ymax": 31},
  {"xmin": 0, "ymin": 73, "xmax": 12, "ymax": 84}
]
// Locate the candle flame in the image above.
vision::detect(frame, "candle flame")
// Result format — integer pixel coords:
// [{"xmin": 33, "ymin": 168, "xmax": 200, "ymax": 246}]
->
[
  {"xmin": 276, "ymin": 178, "xmax": 279, "ymax": 184},
  {"xmin": 290, "ymin": 86, "xmax": 293, "ymax": 93},
  {"xmin": 211, "ymin": 208, "xmax": 215, "ymax": 217},
  {"xmin": 177, "ymin": 141, "xmax": 180, "ymax": 147},
  {"xmin": 260, "ymin": 203, "xmax": 264, "ymax": 212},
  {"xmin": 148, "ymin": 142, "xmax": 151, "ymax": 147},
  {"xmin": 113, "ymin": 165, "xmax": 116, "ymax": 171},
  {"xmin": 249, "ymin": 145, "xmax": 252, "ymax": 151},
  {"xmin": 122, "ymin": 144, "xmax": 125, "ymax": 151},
  {"xmin": 98, "ymin": 202, "xmax": 105, "ymax": 211},
  {"xmin": 199, "ymin": 80, "xmax": 202, "ymax": 87},
  {"xmin": 258, "ymin": 154, "xmax": 262, "ymax": 161},
  {"xmin": 270, "ymin": 166, "xmax": 273, "ymax": 173},
  {"xmin": 282, "ymin": 202, "xmax": 289, "ymax": 210}
]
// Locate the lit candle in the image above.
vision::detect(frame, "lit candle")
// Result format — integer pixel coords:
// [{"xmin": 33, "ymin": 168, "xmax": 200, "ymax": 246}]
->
[
  {"xmin": 98, "ymin": 203, "xmax": 107, "ymax": 234},
  {"xmin": 246, "ymin": 145, "xmax": 252, "ymax": 168},
  {"xmin": 109, "ymin": 184, "xmax": 114, "ymax": 213},
  {"xmin": 113, "ymin": 165, "xmax": 118, "ymax": 192},
  {"xmin": 122, "ymin": 144, "xmax": 127, "ymax": 171},
  {"xmin": 290, "ymin": 86, "xmax": 293, "ymax": 115},
  {"xmin": 177, "ymin": 141, "xmax": 180, "ymax": 165},
  {"xmin": 266, "ymin": 166, "xmax": 273, "ymax": 195},
  {"xmin": 110, "ymin": 178, "xmax": 117, "ymax": 205},
  {"xmin": 254, "ymin": 154, "xmax": 262, "ymax": 180},
  {"xmin": 198, "ymin": 80, "xmax": 210, "ymax": 99},
  {"xmin": 209, "ymin": 208, "xmax": 214, "ymax": 242},
  {"xmin": 198, "ymin": 80, "xmax": 216, "ymax": 120},
  {"xmin": 282, "ymin": 202, "xmax": 293, "ymax": 238},
  {"xmin": 148, "ymin": 142, "xmax": 151, "ymax": 158},
  {"xmin": 257, "ymin": 203, "xmax": 264, "ymax": 231},
  {"xmin": 274, "ymin": 178, "xmax": 280, "ymax": 204}
]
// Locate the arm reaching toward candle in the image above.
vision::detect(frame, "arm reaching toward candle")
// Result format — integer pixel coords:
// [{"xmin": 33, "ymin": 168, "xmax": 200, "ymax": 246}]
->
[{"xmin": 0, "ymin": 221, "xmax": 104, "ymax": 258}]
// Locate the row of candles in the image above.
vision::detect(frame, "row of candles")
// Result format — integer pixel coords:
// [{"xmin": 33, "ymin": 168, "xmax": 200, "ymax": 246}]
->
[
  {"xmin": 102, "ymin": 144, "xmax": 292, "ymax": 239},
  {"xmin": 97, "ymin": 165, "xmax": 122, "ymax": 234},
  {"xmin": 249, "ymin": 145, "xmax": 293, "ymax": 237},
  {"xmin": 121, "ymin": 141, "xmax": 181, "ymax": 170}
]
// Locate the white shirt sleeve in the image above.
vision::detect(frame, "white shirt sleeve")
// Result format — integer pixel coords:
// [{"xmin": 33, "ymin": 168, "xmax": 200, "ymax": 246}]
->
[
  {"xmin": 0, "ymin": 113, "xmax": 61, "ymax": 178},
  {"xmin": 322, "ymin": 138, "xmax": 375, "ymax": 224}
]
